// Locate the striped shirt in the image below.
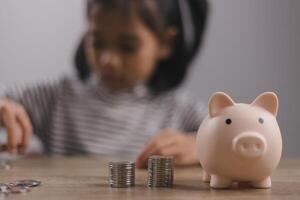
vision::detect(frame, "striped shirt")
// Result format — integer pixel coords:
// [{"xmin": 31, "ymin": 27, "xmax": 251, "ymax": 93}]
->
[{"xmin": 1, "ymin": 76, "xmax": 207, "ymax": 156}]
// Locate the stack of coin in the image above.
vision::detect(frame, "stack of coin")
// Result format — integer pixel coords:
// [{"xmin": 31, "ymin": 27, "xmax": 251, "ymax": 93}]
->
[
  {"xmin": 147, "ymin": 155, "xmax": 174, "ymax": 187},
  {"xmin": 108, "ymin": 161, "xmax": 135, "ymax": 188}
]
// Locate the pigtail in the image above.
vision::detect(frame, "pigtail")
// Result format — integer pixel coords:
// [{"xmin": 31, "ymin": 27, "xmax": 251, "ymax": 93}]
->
[
  {"xmin": 148, "ymin": 0, "xmax": 209, "ymax": 94},
  {"xmin": 74, "ymin": 37, "xmax": 90, "ymax": 81}
]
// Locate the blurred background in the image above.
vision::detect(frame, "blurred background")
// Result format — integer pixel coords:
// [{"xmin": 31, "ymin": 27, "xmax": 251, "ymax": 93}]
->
[{"xmin": 0, "ymin": 0, "xmax": 299, "ymax": 157}]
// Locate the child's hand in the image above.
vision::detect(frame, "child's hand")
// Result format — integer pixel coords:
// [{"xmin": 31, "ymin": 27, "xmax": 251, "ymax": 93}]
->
[
  {"xmin": 136, "ymin": 128, "xmax": 199, "ymax": 169},
  {"xmin": 0, "ymin": 98, "xmax": 32, "ymax": 154}
]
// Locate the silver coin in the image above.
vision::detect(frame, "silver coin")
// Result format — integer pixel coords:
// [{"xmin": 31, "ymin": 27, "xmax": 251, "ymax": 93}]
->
[
  {"xmin": 0, "ymin": 179, "xmax": 41, "ymax": 196},
  {"xmin": 13, "ymin": 179, "xmax": 41, "ymax": 188},
  {"xmin": 0, "ymin": 184, "xmax": 9, "ymax": 194}
]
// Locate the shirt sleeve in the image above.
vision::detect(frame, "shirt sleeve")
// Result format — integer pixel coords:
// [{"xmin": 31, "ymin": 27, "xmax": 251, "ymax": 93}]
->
[
  {"xmin": 172, "ymin": 90, "xmax": 208, "ymax": 133},
  {"xmin": 0, "ymin": 78, "xmax": 64, "ymax": 139},
  {"xmin": 180, "ymin": 100, "xmax": 207, "ymax": 133}
]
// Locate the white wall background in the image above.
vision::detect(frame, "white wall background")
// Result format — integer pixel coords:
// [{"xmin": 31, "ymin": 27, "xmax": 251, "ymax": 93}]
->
[{"xmin": 0, "ymin": 0, "xmax": 299, "ymax": 157}]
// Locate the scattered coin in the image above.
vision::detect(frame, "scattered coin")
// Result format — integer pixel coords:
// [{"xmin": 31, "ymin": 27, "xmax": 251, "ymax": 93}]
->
[
  {"xmin": 0, "ymin": 179, "xmax": 41, "ymax": 196},
  {"xmin": 13, "ymin": 179, "xmax": 42, "ymax": 188},
  {"xmin": 0, "ymin": 184, "xmax": 9, "ymax": 194}
]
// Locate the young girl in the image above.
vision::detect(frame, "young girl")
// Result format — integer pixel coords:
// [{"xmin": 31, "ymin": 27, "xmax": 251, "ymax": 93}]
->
[{"xmin": 0, "ymin": 0, "xmax": 209, "ymax": 168}]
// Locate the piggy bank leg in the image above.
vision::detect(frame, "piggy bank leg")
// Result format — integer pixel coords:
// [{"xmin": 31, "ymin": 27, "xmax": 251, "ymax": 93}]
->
[
  {"xmin": 202, "ymin": 170, "xmax": 211, "ymax": 182},
  {"xmin": 250, "ymin": 177, "xmax": 271, "ymax": 188},
  {"xmin": 210, "ymin": 175, "xmax": 232, "ymax": 189}
]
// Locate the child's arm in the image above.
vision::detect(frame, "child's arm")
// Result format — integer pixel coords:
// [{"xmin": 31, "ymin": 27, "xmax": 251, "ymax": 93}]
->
[
  {"xmin": 0, "ymin": 79, "xmax": 63, "ymax": 153},
  {"xmin": 136, "ymin": 128, "xmax": 198, "ymax": 168},
  {"xmin": 0, "ymin": 98, "xmax": 32, "ymax": 153},
  {"xmin": 136, "ymin": 97, "xmax": 207, "ymax": 168}
]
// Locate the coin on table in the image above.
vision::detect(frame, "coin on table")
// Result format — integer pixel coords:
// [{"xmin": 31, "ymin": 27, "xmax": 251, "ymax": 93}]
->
[
  {"xmin": 0, "ymin": 184, "xmax": 9, "ymax": 194},
  {"xmin": 13, "ymin": 179, "xmax": 42, "ymax": 188}
]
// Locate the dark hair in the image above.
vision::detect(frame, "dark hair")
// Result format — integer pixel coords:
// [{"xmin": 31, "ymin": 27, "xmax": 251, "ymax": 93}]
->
[{"xmin": 75, "ymin": 0, "xmax": 209, "ymax": 94}]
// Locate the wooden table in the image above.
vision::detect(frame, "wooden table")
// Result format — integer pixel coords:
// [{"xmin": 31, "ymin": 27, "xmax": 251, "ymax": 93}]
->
[{"xmin": 0, "ymin": 157, "xmax": 299, "ymax": 200}]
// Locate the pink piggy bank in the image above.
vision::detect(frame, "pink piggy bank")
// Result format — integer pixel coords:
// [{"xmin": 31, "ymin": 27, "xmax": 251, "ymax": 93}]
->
[{"xmin": 196, "ymin": 92, "xmax": 282, "ymax": 189}]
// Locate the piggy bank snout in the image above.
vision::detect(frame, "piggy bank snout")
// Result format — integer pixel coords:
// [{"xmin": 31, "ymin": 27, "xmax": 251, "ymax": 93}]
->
[{"xmin": 232, "ymin": 132, "xmax": 267, "ymax": 158}]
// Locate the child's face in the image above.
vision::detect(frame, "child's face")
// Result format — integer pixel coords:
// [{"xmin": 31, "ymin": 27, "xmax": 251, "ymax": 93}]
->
[{"xmin": 85, "ymin": 7, "xmax": 171, "ymax": 91}]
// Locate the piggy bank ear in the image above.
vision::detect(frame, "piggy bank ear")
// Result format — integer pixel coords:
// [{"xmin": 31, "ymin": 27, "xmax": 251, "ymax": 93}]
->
[
  {"xmin": 251, "ymin": 92, "xmax": 279, "ymax": 116},
  {"xmin": 209, "ymin": 92, "xmax": 235, "ymax": 118}
]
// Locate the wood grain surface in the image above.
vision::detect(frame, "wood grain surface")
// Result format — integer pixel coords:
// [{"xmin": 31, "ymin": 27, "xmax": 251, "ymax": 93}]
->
[{"xmin": 0, "ymin": 157, "xmax": 299, "ymax": 200}]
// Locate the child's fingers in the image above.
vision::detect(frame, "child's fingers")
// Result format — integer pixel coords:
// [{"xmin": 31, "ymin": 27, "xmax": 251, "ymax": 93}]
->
[
  {"xmin": 154, "ymin": 146, "xmax": 188, "ymax": 166},
  {"xmin": 136, "ymin": 143, "xmax": 176, "ymax": 168},
  {"xmin": 152, "ymin": 145, "xmax": 179, "ymax": 160},
  {"xmin": 136, "ymin": 137, "xmax": 175, "ymax": 168},
  {"xmin": 0, "ymin": 144, "xmax": 24, "ymax": 153},
  {"xmin": 15, "ymin": 106, "xmax": 32, "ymax": 151},
  {"xmin": 136, "ymin": 139, "xmax": 165, "ymax": 166},
  {"xmin": 137, "ymin": 136, "xmax": 159, "ymax": 163},
  {"xmin": 2, "ymin": 109, "xmax": 22, "ymax": 154},
  {"xmin": 136, "ymin": 142, "xmax": 156, "ymax": 168}
]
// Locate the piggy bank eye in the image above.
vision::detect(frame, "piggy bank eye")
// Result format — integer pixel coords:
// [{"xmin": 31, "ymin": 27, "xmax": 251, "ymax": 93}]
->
[
  {"xmin": 225, "ymin": 118, "xmax": 232, "ymax": 125},
  {"xmin": 258, "ymin": 117, "xmax": 264, "ymax": 124}
]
